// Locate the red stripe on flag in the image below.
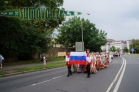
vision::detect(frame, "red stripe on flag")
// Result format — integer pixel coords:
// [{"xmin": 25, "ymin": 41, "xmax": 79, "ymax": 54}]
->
[{"xmin": 69, "ymin": 60, "xmax": 86, "ymax": 65}]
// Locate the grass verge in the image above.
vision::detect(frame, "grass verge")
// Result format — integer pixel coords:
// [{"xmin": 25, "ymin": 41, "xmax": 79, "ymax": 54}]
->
[
  {"xmin": 47, "ymin": 57, "xmax": 65, "ymax": 62},
  {"xmin": 0, "ymin": 71, "xmax": 7, "ymax": 75},
  {"xmin": 3, "ymin": 57, "xmax": 65, "ymax": 66},
  {"xmin": 0, "ymin": 62, "xmax": 65, "ymax": 76}
]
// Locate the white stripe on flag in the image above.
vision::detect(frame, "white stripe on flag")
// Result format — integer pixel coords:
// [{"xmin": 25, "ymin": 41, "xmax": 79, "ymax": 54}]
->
[{"xmin": 70, "ymin": 52, "xmax": 86, "ymax": 56}]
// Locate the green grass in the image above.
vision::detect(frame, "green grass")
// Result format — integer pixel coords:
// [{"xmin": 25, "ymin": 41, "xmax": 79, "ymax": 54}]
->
[
  {"xmin": 0, "ymin": 62, "xmax": 65, "ymax": 76},
  {"xmin": 47, "ymin": 57, "xmax": 65, "ymax": 62},
  {"xmin": 3, "ymin": 57, "xmax": 65, "ymax": 66},
  {"xmin": 3, "ymin": 59, "xmax": 40, "ymax": 66},
  {"xmin": 0, "ymin": 71, "xmax": 7, "ymax": 75},
  {"xmin": 13, "ymin": 65, "xmax": 43, "ymax": 72}
]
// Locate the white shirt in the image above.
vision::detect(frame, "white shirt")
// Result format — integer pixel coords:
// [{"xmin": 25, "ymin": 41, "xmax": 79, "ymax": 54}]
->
[
  {"xmin": 86, "ymin": 53, "xmax": 91, "ymax": 63},
  {"xmin": 65, "ymin": 55, "xmax": 70, "ymax": 62}
]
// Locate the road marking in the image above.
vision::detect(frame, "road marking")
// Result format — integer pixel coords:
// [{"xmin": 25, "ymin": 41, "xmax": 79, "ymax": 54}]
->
[
  {"xmin": 106, "ymin": 57, "xmax": 126, "ymax": 92},
  {"xmin": 31, "ymin": 74, "xmax": 66, "ymax": 86},
  {"xmin": 106, "ymin": 57, "xmax": 124, "ymax": 92},
  {"xmin": 113, "ymin": 58, "xmax": 126, "ymax": 92}
]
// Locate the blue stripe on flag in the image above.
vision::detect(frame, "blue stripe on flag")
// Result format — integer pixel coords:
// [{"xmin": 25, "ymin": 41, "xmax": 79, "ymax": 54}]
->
[{"xmin": 70, "ymin": 56, "xmax": 86, "ymax": 60}]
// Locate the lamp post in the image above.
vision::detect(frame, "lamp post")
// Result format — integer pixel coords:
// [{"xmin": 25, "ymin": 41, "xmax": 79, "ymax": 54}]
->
[
  {"xmin": 107, "ymin": 42, "xmax": 110, "ymax": 58},
  {"xmin": 107, "ymin": 43, "xmax": 110, "ymax": 52},
  {"xmin": 81, "ymin": 13, "xmax": 90, "ymax": 51}
]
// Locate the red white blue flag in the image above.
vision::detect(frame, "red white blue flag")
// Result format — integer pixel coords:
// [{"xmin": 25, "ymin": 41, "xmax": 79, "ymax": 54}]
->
[{"xmin": 69, "ymin": 52, "xmax": 86, "ymax": 65}]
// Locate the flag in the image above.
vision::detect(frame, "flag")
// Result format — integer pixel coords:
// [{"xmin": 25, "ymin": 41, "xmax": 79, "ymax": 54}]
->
[{"xmin": 69, "ymin": 52, "xmax": 86, "ymax": 65}]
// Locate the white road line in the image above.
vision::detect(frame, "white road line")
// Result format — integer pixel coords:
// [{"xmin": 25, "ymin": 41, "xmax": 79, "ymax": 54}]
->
[
  {"xmin": 113, "ymin": 58, "xmax": 126, "ymax": 92},
  {"xmin": 106, "ymin": 57, "xmax": 125, "ymax": 92},
  {"xmin": 31, "ymin": 74, "xmax": 66, "ymax": 86}
]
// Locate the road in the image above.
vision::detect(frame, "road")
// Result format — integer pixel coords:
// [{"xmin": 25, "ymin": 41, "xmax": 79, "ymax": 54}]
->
[{"xmin": 0, "ymin": 55, "xmax": 139, "ymax": 92}]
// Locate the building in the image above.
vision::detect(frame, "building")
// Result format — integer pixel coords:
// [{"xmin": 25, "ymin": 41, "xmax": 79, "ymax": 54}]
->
[{"xmin": 101, "ymin": 39, "xmax": 131, "ymax": 53}]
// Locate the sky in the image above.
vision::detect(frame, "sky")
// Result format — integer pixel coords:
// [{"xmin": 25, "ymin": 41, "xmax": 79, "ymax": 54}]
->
[{"xmin": 60, "ymin": 0, "xmax": 139, "ymax": 40}]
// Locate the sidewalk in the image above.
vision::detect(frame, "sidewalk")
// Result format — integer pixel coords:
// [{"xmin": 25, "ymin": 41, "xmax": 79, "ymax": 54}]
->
[{"xmin": 0, "ymin": 60, "xmax": 64, "ymax": 71}]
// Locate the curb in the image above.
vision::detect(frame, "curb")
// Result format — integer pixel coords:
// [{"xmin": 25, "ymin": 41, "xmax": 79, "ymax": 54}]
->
[{"xmin": 0, "ymin": 66, "xmax": 66, "ymax": 78}]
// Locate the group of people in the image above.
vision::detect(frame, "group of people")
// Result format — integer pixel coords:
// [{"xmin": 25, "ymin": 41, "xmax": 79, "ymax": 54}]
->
[{"xmin": 65, "ymin": 49, "xmax": 114, "ymax": 78}]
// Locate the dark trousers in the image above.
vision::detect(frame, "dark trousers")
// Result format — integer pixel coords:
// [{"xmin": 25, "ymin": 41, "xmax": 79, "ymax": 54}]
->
[
  {"xmin": 67, "ymin": 65, "xmax": 72, "ymax": 76},
  {"xmin": 86, "ymin": 64, "xmax": 90, "ymax": 77}
]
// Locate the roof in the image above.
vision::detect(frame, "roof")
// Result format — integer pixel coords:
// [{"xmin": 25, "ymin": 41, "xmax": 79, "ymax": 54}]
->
[{"xmin": 107, "ymin": 39, "xmax": 115, "ymax": 42}]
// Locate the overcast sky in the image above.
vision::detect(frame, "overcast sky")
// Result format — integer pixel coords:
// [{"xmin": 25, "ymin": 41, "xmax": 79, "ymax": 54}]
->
[{"xmin": 61, "ymin": 0, "xmax": 139, "ymax": 40}]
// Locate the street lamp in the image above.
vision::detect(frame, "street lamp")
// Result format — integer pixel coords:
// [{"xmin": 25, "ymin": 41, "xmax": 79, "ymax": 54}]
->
[
  {"xmin": 81, "ymin": 13, "xmax": 90, "ymax": 51},
  {"xmin": 107, "ymin": 42, "xmax": 111, "ymax": 58},
  {"xmin": 107, "ymin": 42, "xmax": 110, "ymax": 53}
]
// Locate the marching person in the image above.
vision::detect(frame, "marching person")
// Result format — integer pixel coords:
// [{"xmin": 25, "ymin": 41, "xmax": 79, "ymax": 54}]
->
[
  {"xmin": 95, "ymin": 52, "xmax": 101, "ymax": 70},
  {"xmin": 111, "ymin": 53, "xmax": 114, "ymax": 63},
  {"xmin": 104, "ymin": 52, "xmax": 109, "ymax": 67},
  {"xmin": 90, "ymin": 52, "xmax": 97, "ymax": 73},
  {"xmin": 65, "ymin": 51, "xmax": 72, "ymax": 77},
  {"xmin": 86, "ymin": 49, "xmax": 91, "ymax": 78},
  {"xmin": 100, "ymin": 52, "xmax": 105, "ymax": 69},
  {"xmin": 118, "ymin": 52, "xmax": 120, "ymax": 57},
  {"xmin": 109, "ymin": 53, "xmax": 113, "ymax": 65},
  {"xmin": 0, "ymin": 53, "xmax": 4, "ymax": 68},
  {"xmin": 71, "ymin": 64, "xmax": 77, "ymax": 73}
]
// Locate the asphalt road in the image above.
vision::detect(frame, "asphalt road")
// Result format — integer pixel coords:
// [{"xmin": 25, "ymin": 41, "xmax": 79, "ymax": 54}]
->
[
  {"xmin": 0, "ymin": 55, "xmax": 139, "ymax": 92},
  {"xmin": 118, "ymin": 55, "xmax": 139, "ymax": 92}
]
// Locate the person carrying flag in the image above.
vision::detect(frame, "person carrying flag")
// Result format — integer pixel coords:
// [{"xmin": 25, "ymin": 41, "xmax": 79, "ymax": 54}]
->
[
  {"xmin": 86, "ymin": 49, "xmax": 91, "ymax": 78},
  {"xmin": 65, "ymin": 51, "xmax": 72, "ymax": 77}
]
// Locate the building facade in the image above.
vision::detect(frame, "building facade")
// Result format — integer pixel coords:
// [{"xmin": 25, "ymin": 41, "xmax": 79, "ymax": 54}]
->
[{"xmin": 101, "ymin": 39, "xmax": 131, "ymax": 53}]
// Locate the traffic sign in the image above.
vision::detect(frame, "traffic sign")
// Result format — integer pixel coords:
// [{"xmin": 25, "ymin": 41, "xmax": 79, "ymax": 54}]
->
[
  {"xmin": 0, "ymin": 8, "xmax": 82, "ymax": 19},
  {"xmin": 0, "ymin": 11, "xmax": 19, "ymax": 16},
  {"xmin": 131, "ymin": 48, "xmax": 134, "ymax": 52}
]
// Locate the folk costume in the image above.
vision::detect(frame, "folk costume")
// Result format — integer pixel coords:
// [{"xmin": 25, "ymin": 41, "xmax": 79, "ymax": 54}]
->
[
  {"xmin": 95, "ymin": 53, "xmax": 101, "ymax": 70},
  {"xmin": 86, "ymin": 52, "xmax": 91, "ymax": 78},
  {"xmin": 71, "ymin": 64, "xmax": 77, "ymax": 73},
  {"xmin": 90, "ymin": 53, "xmax": 97, "ymax": 73},
  {"xmin": 65, "ymin": 52, "xmax": 72, "ymax": 77},
  {"xmin": 109, "ymin": 53, "xmax": 113, "ymax": 65},
  {"xmin": 76, "ymin": 64, "xmax": 80, "ymax": 73},
  {"xmin": 104, "ymin": 53, "xmax": 109, "ymax": 67},
  {"xmin": 100, "ymin": 53, "xmax": 105, "ymax": 69}
]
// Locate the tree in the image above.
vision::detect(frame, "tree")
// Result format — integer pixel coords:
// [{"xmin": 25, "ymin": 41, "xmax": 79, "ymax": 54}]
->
[
  {"xmin": 0, "ymin": 16, "xmax": 50, "ymax": 59},
  {"xmin": 0, "ymin": 0, "xmax": 64, "ymax": 10},
  {"xmin": 130, "ymin": 39, "xmax": 139, "ymax": 53},
  {"xmin": 0, "ymin": 0, "xmax": 65, "ymax": 60},
  {"xmin": 123, "ymin": 47, "xmax": 128, "ymax": 53},
  {"xmin": 56, "ymin": 17, "xmax": 107, "ymax": 51},
  {"xmin": 116, "ymin": 48, "xmax": 120, "ymax": 52},
  {"xmin": 110, "ymin": 46, "xmax": 116, "ymax": 52},
  {"xmin": 0, "ymin": 0, "xmax": 64, "ymax": 33}
]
